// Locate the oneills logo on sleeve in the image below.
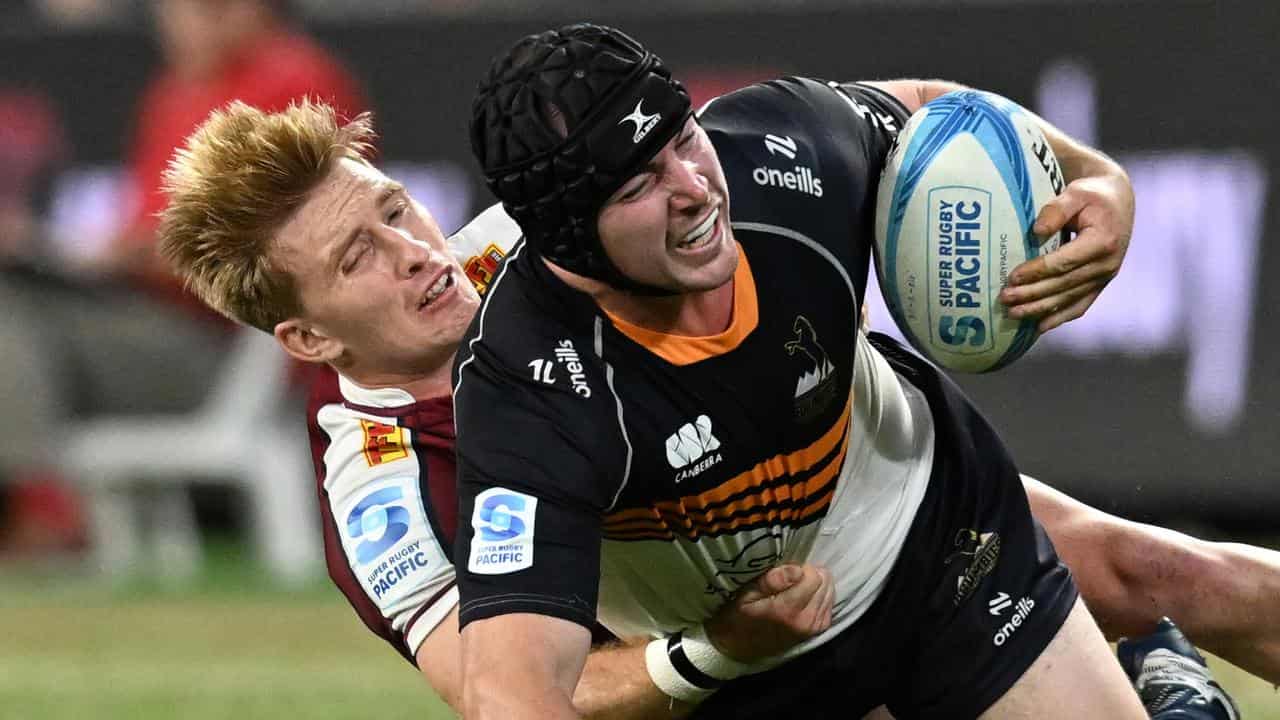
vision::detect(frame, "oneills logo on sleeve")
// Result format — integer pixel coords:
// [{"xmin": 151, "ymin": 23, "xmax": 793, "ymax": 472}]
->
[{"xmin": 360, "ymin": 419, "xmax": 409, "ymax": 467}]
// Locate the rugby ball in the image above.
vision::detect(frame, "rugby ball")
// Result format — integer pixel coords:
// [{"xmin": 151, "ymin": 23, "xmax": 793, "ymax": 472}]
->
[{"xmin": 874, "ymin": 90, "xmax": 1066, "ymax": 373}]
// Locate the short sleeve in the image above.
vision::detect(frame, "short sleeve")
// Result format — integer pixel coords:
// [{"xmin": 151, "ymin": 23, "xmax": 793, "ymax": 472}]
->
[
  {"xmin": 309, "ymin": 380, "xmax": 458, "ymax": 664},
  {"xmin": 452, "ymin": 340, "xmax": 621, "ymax": 631},
  {"xmin": 826, "ymin": 81, "xmax": 912, "ymax": 159}
]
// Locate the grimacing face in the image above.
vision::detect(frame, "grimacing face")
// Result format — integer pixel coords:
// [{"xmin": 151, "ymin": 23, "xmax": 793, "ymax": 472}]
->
[
  {"xmin": 272, "ymin": 158, "xmax": 480, "ymax": 383},
  {"xmin": 596, "ymin": 117, "xmax": 738, "ymax": 294}
]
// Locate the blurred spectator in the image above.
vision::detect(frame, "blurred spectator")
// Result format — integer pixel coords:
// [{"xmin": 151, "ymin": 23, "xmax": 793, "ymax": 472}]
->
[
  {"xmin": 0, "ymin": 0, "xmax": 365, "ymax": 560},
  {"xmin": 0, "ymin": 91, "xmax": 65, "ymax": 260},
  {"xmin": 0, "ymin": 88, "xmax": 86, "ymax": 557},
  {"xmin": 114, "ymin": 0, "xmax": 365, "ymax": 312}
]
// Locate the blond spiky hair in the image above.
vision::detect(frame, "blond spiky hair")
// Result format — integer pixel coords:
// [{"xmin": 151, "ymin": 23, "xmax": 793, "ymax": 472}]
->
[{"xmin": 158, "ymin": 98, "xmax": 375, "ymax": 332}]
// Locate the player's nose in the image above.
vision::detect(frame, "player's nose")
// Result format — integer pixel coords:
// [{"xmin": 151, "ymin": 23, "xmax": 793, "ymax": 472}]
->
[
  {"xmin": 668, "ymin": 159, "xmax": 710, "ymax": 210},
  {"xmin": 381, "ymin": 226, "xmax": 435, "ymax": 279}
]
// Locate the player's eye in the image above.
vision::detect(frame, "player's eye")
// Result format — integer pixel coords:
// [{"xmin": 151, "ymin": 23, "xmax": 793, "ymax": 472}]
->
[
  {"xmin": 342, "ymin": 239, "xmax": 371, "ymax": 274},
  {"xmin": 616, "ymin": 176, "xmax": 650, "ymax": 203},
  {"xmin": 676, "ymin": 117, "xmax": 699, "ymax": 148},
  {"xmin": 386, "ymin": 202, "xmax": 406, "ymax": 225}
]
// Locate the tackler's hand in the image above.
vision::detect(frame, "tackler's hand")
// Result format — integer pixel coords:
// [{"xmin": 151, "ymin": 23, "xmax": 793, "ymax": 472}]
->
[
  {"xmin": 703, "ymin": 563, "xmax": 835, "ymax": 662},
  {"xmin": 998, "ymin": 170, "xmax": 1135, "ymax": 333}
]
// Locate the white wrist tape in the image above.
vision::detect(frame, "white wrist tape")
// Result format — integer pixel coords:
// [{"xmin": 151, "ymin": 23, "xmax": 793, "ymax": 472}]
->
[
  {"xmin": 679, "ymin": 623, "xmax": 754, "ymax": 679},
  {"xmin": 645, "ymin": 638, "xmax": 715, "ymax": 704},
  {"xmin": 644, "ymin": 625, "xmax": 754, "ymax": 704}
]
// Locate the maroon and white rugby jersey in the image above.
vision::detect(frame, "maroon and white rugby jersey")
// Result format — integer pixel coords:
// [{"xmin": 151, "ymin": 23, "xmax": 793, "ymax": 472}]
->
[
  {"xmin": 307, "ymin": 367, "xmax": 460, "ymax": 664},
  {"xmin": 305, "ymin": 203, "xmax": 521, "ymax": 664}
]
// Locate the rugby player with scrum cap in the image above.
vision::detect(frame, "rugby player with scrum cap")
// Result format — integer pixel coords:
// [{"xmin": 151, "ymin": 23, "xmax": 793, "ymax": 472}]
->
[
  {"xmin": 157, "ymin": 56, "xmax": 1265, "ymax": 720},
  {"xmin": 453, "ymin": 23, "xmax": 1241, "ymax": 720}
]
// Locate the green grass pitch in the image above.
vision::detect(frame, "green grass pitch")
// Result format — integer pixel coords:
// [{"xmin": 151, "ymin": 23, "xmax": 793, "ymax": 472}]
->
[{"xmin": 1, "ymin": 549, "xmax": 1275, "ymax": 719}]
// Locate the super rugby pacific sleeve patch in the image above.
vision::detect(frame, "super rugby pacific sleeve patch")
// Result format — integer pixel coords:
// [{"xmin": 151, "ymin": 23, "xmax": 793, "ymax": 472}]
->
[
  {"xmin": 335, "ymin": 472, "xmax": 452, "ymax": 610},
  {"xmin": 467, "ymin": 487, "xmax": 538, "ymax": 575},
  {"xmin": 318, "ymin": 401, "xmax": 460, "ymax": 648}
]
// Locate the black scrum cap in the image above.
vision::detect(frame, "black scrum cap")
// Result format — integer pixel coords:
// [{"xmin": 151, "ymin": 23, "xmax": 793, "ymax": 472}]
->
[{"xmin": 470, "ymin": 23, "xmax": 691, "ymax": 292}]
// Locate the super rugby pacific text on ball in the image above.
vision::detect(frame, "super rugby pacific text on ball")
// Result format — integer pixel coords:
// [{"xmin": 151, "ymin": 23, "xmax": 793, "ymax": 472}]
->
[{"xmin": 874, "ymin": 90, "xmax": 1066, "ymax": 373}]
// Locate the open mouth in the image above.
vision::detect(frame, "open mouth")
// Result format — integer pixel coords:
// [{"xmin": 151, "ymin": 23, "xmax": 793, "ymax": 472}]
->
[
  {"xmin": 417, "ymin": 269, "xmax": 456, "ymax": 310},
  {"xmin": 676, "ymin": 206, "xmax": 720, "ymax": 251}
]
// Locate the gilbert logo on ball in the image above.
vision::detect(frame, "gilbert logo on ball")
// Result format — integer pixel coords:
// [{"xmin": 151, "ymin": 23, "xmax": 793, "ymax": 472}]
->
[{"xmin": 875, "ymin": 90, "xmax": 1065, "ymax": 373}]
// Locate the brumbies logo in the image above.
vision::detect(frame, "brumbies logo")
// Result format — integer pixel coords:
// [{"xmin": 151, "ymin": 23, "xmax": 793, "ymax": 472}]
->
[
  {"xmin": 619, "ymin": 99, "xmax": 660, "ymax": 144},
  {"xmin": 785, "ymin": 316, "xmax": 838, "ymax": 421},
  {"xmin": 946, "ymin": 528, "xmax": 1002, "ymax": 606},
  {"xmin": 360, "ymin": 419, "xmax": 409, "ymax": 467}
]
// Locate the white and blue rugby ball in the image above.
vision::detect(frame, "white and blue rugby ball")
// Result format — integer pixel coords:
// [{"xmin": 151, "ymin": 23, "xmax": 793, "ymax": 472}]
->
[{"xmin": 874, "ymin": 90, "xmax": 1066, "ymax": 373}]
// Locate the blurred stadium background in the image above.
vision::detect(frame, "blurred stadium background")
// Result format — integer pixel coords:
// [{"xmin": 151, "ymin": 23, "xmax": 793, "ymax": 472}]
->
[{"xmin": 1, "ymin": 0, "xmax": 1276, "ymax": 718}]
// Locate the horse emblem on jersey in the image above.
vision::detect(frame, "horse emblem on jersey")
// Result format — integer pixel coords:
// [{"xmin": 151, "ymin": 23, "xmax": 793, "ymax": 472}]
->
[{"xmin": 785, "ymin": 316, "xmax": 838, "ymax": 421}]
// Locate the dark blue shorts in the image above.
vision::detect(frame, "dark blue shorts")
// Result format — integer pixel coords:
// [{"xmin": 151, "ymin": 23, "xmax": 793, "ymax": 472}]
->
[{"xmin": 691, "ymin": 334, "xmax": 1079, "ymax": 720}]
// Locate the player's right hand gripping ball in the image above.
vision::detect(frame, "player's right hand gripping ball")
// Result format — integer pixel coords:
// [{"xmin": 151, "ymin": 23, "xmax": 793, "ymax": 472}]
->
[{"xmin": 874, "ymin": 90, "xmax": 1066, "ymax": 373}]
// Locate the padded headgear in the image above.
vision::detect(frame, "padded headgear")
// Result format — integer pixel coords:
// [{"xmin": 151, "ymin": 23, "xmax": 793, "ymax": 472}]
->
[{"xmin": 470, "ymin": 23, "xmax": 692, "ymax": 292}]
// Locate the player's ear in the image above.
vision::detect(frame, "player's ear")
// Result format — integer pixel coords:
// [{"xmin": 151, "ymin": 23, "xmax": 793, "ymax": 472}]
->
[{"xmin": 274, "ymin": 318, "xmax": 343, "ymax": 364}]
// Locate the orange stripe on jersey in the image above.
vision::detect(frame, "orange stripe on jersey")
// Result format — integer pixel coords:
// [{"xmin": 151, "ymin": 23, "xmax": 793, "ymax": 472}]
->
[
  {"xmin": 606, "ymin": 394, "xmax": 850, "ymax": 523},
  {"xmin": 603, "ymin": 427, "xmax": 846, "ymax": 539},
  {"xmin": 605, "ymin": 431, "xmax": 846, "ymax": 528},
  {"xmin": 604, "ymin": 244, "xmax": 758, "ymax": 366},
  {"xmin": 603, "ymin": 396, "xmax": 851, "ymax": 540},
  {"xmin": 603, "ymin": 471, "xmax": 841, "ymax": 541}
]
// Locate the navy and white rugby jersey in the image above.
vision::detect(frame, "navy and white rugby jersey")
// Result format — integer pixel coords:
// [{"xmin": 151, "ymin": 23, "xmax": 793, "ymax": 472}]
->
[{"xmin": 453, "ymin": 77, "xmax": 940, "ymax": 662}]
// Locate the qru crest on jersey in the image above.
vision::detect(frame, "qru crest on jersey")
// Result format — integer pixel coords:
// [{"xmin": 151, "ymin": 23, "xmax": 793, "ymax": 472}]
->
[
  {"xmin": 785, "ymin": 316, "xmax": 838, "ymax": 421},
  {"xmin": 462, "ymin": 243, "xmax": 506, "ymax": 296},
  {"xmin": 359, "ymin": 419, "xmax": 409, "ymax": 467}
]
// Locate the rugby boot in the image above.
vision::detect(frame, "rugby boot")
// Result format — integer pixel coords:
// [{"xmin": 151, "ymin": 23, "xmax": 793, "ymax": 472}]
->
[{"xmin": 1117, "ymin": 617, "xmax": 1241, "ymax": 720}]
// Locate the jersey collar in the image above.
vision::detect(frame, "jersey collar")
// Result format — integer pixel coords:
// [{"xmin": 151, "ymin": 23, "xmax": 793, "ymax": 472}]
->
[
  {"xmin": 337, "ymin": 373, "xmax": 419, "ymax": 409},
  {"xmin": 603, "ymin": 243, "xmax": 759, "ymax": 365}
]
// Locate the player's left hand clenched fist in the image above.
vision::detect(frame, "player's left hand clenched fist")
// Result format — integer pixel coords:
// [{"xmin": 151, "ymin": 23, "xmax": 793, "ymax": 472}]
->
[{"xmin": 998, "ymin": 167, "xmax": 1135, "ymax": 333}]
